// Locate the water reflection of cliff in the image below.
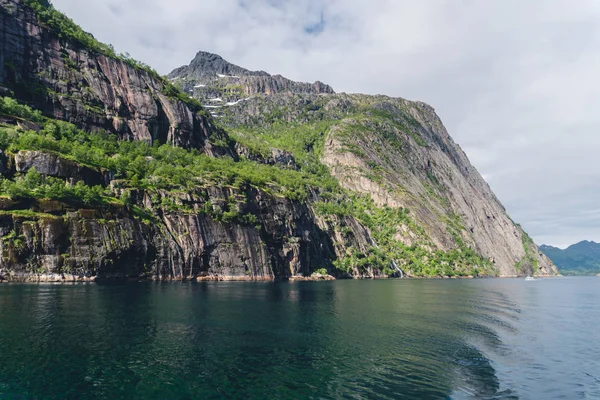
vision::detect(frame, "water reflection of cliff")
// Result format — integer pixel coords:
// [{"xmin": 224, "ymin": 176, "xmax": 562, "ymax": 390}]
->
[{"xmin": 0, "ymin": 281, "xmax": 521, "ymax": 399}]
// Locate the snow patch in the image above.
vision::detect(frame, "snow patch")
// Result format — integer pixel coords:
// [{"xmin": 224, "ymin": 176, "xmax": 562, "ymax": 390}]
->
[
  {"xmin": 217, "ymin": 73, "xmax": 240, "ymax": 79},
  {"xmin": 225, "ymin": 97, "xmax": 253, "ymax": 106},
  {"xmin": 194, "ymin": 84, "xmax": 206, "ymax": 88},
  {"xmin": 209, "ymin": 98, "xmax": 223, "ymax": 102}
]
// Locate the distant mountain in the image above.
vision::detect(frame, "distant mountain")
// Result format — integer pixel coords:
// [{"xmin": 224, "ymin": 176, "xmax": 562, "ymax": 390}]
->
[{"xmin": 540, "ymin": 241, "xmax": 600, "ymax": 275}]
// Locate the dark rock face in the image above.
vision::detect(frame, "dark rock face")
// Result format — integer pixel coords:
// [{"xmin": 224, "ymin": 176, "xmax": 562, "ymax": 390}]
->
[
  {"xmin": 0, "ymin": 186, "xmax": 373, "ymax": 282},
  {"xmin": 0, "ymin": 0, "xmax": 225, "ymax": 152}
]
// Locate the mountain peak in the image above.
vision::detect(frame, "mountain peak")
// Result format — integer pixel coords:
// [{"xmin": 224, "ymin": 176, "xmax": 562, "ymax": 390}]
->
[
  {"xmin": 190, "ymin": 51, "xmax": 266, "ymax": 77},
  {"xmin": 567, "ymin": 240, "xmax": 599, "ymax": 250},
  {"xmin": 167, "ymin": 49, "xmax": 335, "ymax": 104},
  {"xmin": 169, "ymin": 51, "xmax": 267, "ymax": 79},
  {"xmin": 193, "ymin": 50, "xmax": 222, "ymax": 60}
]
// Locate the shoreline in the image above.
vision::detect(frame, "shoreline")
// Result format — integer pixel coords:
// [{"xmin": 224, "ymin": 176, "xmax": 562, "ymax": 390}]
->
[{"xmin": 0, "ymin": 272, "xmax": 561, "ymax": 284}]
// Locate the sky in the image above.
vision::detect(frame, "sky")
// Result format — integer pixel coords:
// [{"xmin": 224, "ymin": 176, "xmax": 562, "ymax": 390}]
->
[{"xmin": 51, "ymin": 0, "xmax": 600, "ymax": 248}]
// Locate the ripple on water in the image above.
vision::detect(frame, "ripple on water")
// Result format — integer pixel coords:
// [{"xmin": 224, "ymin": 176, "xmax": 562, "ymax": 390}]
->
[{"xmin": 0, "ymin": 278, "xmax": 598, "ymax": 399}]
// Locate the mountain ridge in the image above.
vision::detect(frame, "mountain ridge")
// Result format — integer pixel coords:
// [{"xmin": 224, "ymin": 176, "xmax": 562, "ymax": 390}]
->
[
  {"xmin": 168, "ymin": 51, "xmax": 335, "ymax": 117},
  {"xmin": 541, "ymin": 241, "xmax": 600, "ymax": 275},
  {"xmin": 0, "ymin": 0, "xmax": 557, "ymax": 282}
]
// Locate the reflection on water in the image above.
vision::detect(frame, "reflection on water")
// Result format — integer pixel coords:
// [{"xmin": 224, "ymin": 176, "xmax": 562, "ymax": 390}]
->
[{"xmin": 0, "ymin": 278, "xmax": 598, "ymax": 399}]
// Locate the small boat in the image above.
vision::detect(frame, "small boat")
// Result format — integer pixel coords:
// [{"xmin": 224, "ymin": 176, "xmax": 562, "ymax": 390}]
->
[{"xmin": 525, "ymin": 276, "xmax": 535, "ymax": 281}]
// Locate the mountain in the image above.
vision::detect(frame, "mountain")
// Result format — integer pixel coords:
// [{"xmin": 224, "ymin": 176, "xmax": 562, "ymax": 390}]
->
[
  {"xmin": 540, "ymin": 241, "xmax": 600, "ymax": 275},
  {"xmin": 167, "ymin": 51, "xmax": 334, "ymax": 114},
  {"xmin": 0, "ymin": 0, "xmax": 557, "ymax": 282}
]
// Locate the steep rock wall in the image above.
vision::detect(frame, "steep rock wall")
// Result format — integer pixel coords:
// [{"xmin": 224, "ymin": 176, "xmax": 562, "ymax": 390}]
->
[
  {"xmin": 0, "ymin": 185, "xmax": 373, "ymax": 282},
  {"xmin": 212, "ymin": 92, "xmax": 557, "ymax": 277},
  {"xmin": 0, "ymin": 0, "xmax": 225, "ymax": 152},
  {"xmin": 321, "ymin": 97, "xmax": 555, "ymax": 276}
]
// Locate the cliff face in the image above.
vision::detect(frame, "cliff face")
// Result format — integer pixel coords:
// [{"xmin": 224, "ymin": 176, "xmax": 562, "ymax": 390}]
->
[
  {"xmin": 321, "ymin": 96, "xmax": 555, "ymax": 276},
  {"xmin": 202, "ymin": 91, "xmax": 557, "ymax": 277},
  {"xmin": 0, "ymin": 184, "xmax": 374, "ymax": 282},
  {"xmin": 0, "ymin": 0, "xmax": 558, "ymax": 281},
  {"xmin": 0, "ymin": 0, "xmax": 225, "ymax": 152}
]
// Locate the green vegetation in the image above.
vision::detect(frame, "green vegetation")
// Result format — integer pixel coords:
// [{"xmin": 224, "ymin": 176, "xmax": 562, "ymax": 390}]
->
[
  {"xmin": 328, "ymin": 112, "xmax": 424, "ymax": 174},
  {"xmin": 0, "ymin": 96, "xmax": 44, "ymax": 122},
  {"xmin": 315, "ymin": 195, "xmax": 496, "ymax": 277},
  {"xmin": 162, "ymin": 81, "xmax": 204, "ymax": 113},
  {"xmin": 228, "ymin": 119, "xmax": 338, "ymax": 189},
  {"xmin": 366, "ymin": 107, "xmax": 428, "ymax": 147},
  {"xmin": 221, "ymin": 98, "xmax": 426, "ymax": 196},
  {"xmin": 0, "ymin": 96, "xmax": 338, "ymax": 206},
  {"xmin": 2, "ymin": 229, "xmax": 26, "ymax": 255},
  {"xmin": 0, "ymin": 209, "xmax": 57, "ymax": 219},
  {"xmin": 515, "ymin": 231, "xmax": 539, "ymax": 275},
  {"xmin": 312, "ymin": 268, "xmax": 328, "ymax": 276},
  {"xmin": 0, "ymin": 167, "xmax": 110, "ymax": 207}
]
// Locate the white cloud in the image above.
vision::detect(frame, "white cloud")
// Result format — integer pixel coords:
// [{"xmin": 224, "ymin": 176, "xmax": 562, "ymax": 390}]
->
[{"xmin": 51, "ymin": 0, "xmax": 600, "ymax": 246}]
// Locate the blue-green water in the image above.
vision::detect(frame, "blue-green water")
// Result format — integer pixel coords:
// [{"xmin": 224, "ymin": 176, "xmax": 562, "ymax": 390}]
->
[{"xmin": 0, "ymin": 277, "xmax": 598, "ymax": 399}]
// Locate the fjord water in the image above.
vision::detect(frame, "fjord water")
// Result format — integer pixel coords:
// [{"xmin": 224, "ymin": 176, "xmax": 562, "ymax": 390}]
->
[{"xmin": 0, "ymin": 278, "xmax": 598, "ymax": 399}]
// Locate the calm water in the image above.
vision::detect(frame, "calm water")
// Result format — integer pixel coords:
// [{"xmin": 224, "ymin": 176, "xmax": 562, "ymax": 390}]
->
[{"xmin": 0, "ymin": 277, "xmax": 598, "ymax": 399}]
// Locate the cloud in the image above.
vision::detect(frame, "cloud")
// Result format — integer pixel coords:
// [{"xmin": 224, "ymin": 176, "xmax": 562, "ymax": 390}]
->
[{"xmin": 51, "ymin": 0, "xmax": 600, "ymax": 247}]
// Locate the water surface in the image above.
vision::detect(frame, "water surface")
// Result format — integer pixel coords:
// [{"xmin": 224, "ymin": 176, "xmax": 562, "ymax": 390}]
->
[{"xmin": 0, "ymin": 277, "xmax": 598, "ymax": 399}]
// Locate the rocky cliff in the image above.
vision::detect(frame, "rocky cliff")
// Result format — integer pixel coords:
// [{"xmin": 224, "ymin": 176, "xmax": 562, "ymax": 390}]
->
[
  {"xmin": 191, "ymin": 90, "xmax": 556, "ymax": 277},
  {"xmin": 0, "ymin": 0, "xmax": 558, "ymax": 282},
  {"xmin": 0, "ymin": 185, "xmax": 376, "ymax": 282},
  {"xmin": 0, "ymin": 0, "xmax": 227, "ymax": 152}
]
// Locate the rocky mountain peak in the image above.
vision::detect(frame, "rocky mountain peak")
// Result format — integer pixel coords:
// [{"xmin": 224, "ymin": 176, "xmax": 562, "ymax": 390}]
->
[
  {"xmin": 170, "ymin": 51, "xmax": 266, "ymax": 79},
  {"xmin": 168, "ymin": 50, "xmax": 335, "ymax": 109}
]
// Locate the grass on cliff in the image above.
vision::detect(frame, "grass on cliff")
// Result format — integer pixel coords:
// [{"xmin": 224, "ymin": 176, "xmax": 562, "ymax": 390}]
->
[
  {"xmin": 218, "ymin": 97, "xmax": 494, "ymax": 277},
  {"xmin": 0, "ymin": 96, "xmax": 496, "ymax": 277},
  {"xmin": 0, "ymin": 168, "xmax": 112, "ymax": 207},
  {"xmin": 0, "ymin": 96, "xmax": 339, "ymax": 204},
  {"xmin": 219, "ymin": 96, "xmax": 428, "ymax": 188},
  {"xmin": 315, "ymin": 195, "xmax": 496, "ymax": 277},
  {"xmin": 227, "ymin": 119, "xmax": 337, "ymax": 184},
  {"xmin": 515, "ymin": 229, "xmax": 539, "ymax": 275}
]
